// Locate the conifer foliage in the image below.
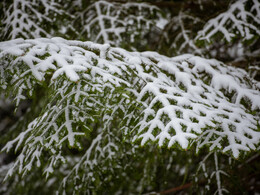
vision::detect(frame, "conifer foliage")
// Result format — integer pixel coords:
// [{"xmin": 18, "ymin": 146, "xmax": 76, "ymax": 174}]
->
[{"xmin": 0, "ymin": 0, "xmax": 260, "ymax": 194}]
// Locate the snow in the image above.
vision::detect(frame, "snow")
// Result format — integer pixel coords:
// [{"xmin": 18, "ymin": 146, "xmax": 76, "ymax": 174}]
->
[
  {"xmin": 196, "ymin": 0, "xmax": 260, "ymax": 43},
  {"xmin": 1, "ymin": 0, "xmax": 62, "ymax": 40},
  {"xmin": 168, "ymin": 11, "xmax": 203, "ymax": 55},
  {"xmin": 156, "ymin": 17, "xmax": 168, "ymax": 29},
  {"xmin": 0, "ymin": 37, "xmax": 259, "ymax": 178},
  {"xmin": 81, "ymin": 1, "xmax": 166, "ymax": 46}
]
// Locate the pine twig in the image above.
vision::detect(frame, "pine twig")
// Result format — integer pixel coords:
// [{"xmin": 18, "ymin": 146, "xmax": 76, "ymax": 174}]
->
[{"xmin": 159, "ymin": 183, "xmax": 192, "ymax": 194}]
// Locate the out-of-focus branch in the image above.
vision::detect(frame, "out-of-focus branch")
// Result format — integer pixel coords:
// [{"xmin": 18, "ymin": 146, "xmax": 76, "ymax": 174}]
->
[{"xmin": 159, "ymin": 183, "xmax": 192, "ymax": 194}]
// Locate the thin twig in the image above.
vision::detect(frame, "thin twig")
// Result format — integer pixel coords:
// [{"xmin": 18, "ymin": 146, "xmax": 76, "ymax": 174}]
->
[{"xmin": 159, "ymin": 183, "xmax": 192, "ymax": 194}]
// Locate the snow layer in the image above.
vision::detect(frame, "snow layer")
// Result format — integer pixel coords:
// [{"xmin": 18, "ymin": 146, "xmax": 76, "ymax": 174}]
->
[
  {"xmin": 0, "ymin": 37, "xmax": 259, "ymax": 172},
  {"xmin": 80, "ymin": 1, "xmax": 166, "ymax": 46},
  {"xmin": 196, "ymin": 0, "xmax": 260, "ymax": 42}
]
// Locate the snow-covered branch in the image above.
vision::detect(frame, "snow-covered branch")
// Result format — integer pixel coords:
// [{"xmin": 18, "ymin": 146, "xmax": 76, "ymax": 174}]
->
[
  {"xmin": 0, "ymin": 0, "xmax": 63, "ymax": 40},
  {"xmin": 0, "ymin": 39, "xmax": 259, "ymax": 173},
  {"xmin": 196, "ymin": 0, "xmax": 260, "ymax": 43},
  {"xmin": 78, "ymin": 1, "xmax": 167, "ymax": 48}
]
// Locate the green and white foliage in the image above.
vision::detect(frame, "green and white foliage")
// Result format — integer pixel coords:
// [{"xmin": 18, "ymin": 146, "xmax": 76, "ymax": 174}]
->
[
  {"xmin": 1, "ymin": 0, "xmax": 259, "ymax": 62},
  {"xmin": 194, "ymin": 0, "xmax": 260, "ymax": 61},
  {"xmin": 0, "ymin": 0, "xmax": 64, "ymax": 41},
  {"xmin": 161, "ymin": 10, "xmax": 203, "ymax": 56},
  {"xmin": 194, "ymin": 152, "xmax": 230, "ymax": 194},
  {"xmin": 159, "ymin": 0, "xmax": 260, "ymax": 61},
  {"xmin": 196, "ymin": 0, "xmax": 260, "ymax": 43},
  {"xmin": 74, "ymin": 0, "xmax": 167, "ymax": 50},
  {"xmin": 0, "ymin": 0, "xmax": 260, "ymax": 194},
  {"xmin": 0, "ymin": 38, "xmax": 259, "ymax": 193},
  {"xmin": 249, "ymin": 64, "xmax": 260, "ymax": 81}
]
